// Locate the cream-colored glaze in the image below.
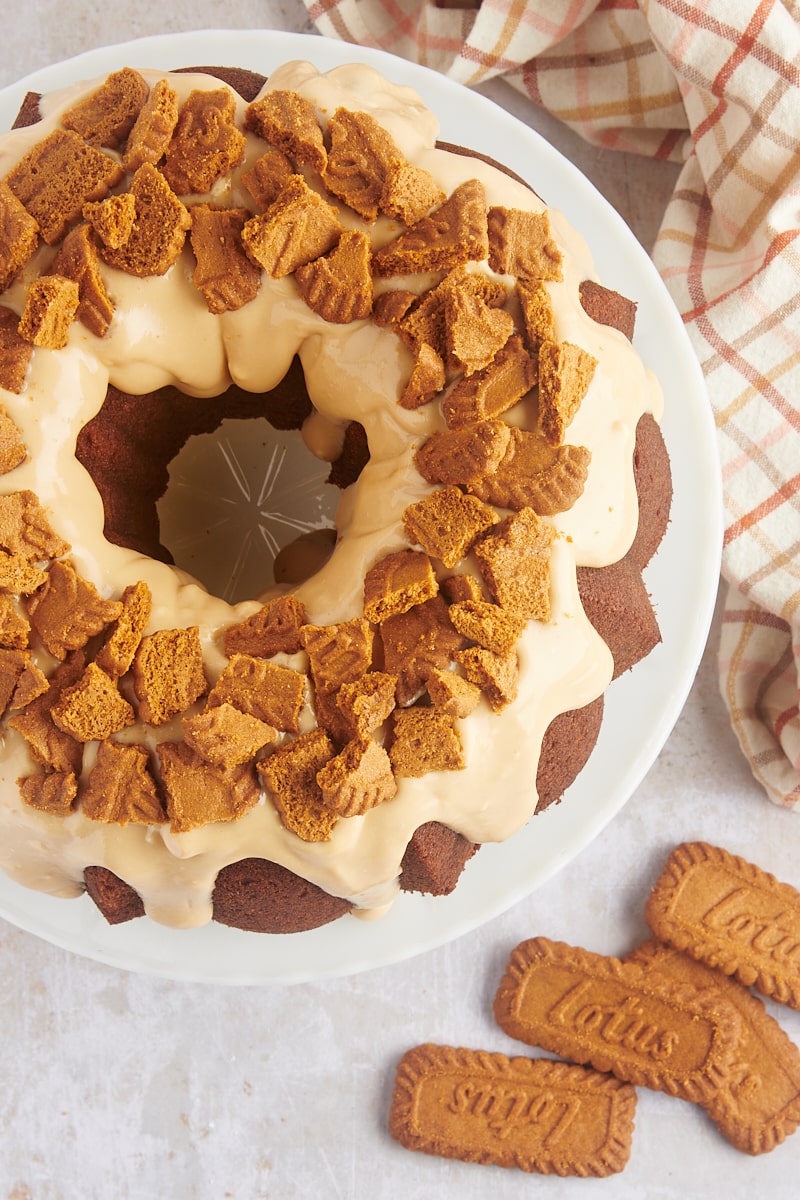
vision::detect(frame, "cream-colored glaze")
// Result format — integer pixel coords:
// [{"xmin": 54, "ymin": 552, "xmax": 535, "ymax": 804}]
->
[{"xmin": 0, "ymin": 62, "xmax": 662, "ymax": 927}]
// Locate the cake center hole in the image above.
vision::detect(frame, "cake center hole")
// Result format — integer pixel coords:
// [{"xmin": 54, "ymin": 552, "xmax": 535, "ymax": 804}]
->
[
  {"xmin": 74, "ymin": 361, "xmax": 356, "ymax": 607},
  {"xmin": 157, "ymin": 417, "xmax": 339, "ymax": 604}
]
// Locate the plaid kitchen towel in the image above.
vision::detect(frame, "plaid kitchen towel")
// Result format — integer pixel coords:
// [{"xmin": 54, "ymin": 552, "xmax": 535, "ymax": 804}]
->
[{"xmin": 302, "ymin": 0, "xmax": 800, "ymax": 809}]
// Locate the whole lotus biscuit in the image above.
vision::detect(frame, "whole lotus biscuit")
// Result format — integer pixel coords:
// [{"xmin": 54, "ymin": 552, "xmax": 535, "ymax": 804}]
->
[
  {"xmin": 645, "ymin": 841, "xmax": 800, "ymax": 1010},
  {"xmin": 629, "ymin": 939, "xmax": 800, "ymax": 1155},
  {"xmin": 493, "ymin": 936, "xmax": 741, "ymax": 1103},
  {"xmin": 389, "ymin": 1043, "xmax": 636, "ymax": 1176}
]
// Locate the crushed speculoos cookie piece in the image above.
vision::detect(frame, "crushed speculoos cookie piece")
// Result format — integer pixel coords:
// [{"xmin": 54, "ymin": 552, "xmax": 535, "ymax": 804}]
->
[
  {"xmin": 316, "ymin": 736, "xmax": 397, "ymax": 816},
  {"xmin": 0, "ymin": 181, "xmax": 39, "ymax": 291},
  {"xmin": 162, "ymin": 87, "xmax": 246, "ymax": 195},
  {"xmin": 0, "ymin": 306, "xmax": 33, "ymax": 394},
  {"xmin": 189, "ymin": 205, "xmax": 261, "ymax": 314},
  {"xmin": 440, "ymin": 573, "xmax": 484, "ymax": 604},
  {"xmin": 123, "ymin": 77, "xmax": 180, "ymax": 171},
  {"xmin": 183, "ymin": 701, "xmax": 276, "ymax": 767},
  {"xmin": 208, "ymin": 652, "xmax": 305, "ymax": 732},
  {"xmin": 258, "ymin": 728, "xmax": 338, "ymax": 842},
  {"xmin": 448, "ymin": 598, "xmax": 526, "ymax": 656},
  {"xmin": 157, "ymin": 740, "xmax": 259, "ymax": 834},
  {"xmin": 313, "ymin": 684, "xmax": 358, "ymax": 745},
  {"xmin": 335, "ymin": 671, "xmax": 398, "ymax": 740},
  {"xmin": 0, "ymin": 490, "xmax": 69, "ymax": 561},
  {"xmin": 0, "ymin": 406, "xmax": 26, "ymax": 475},
  {"xmin": 402, "ymin": 486, "xmax": 495, "ymax": 569},
  {"xmin": 9, "ymin": 651, "xmax": 85, "ymax": 773},
  {"xmin": 469, "ymin": 426, "xmax": 591, "ymax": 516},
  {"xmin": 473, "ymin": 507, "xmax": 554, "ymax": 622},
  {"xmin": 61, "ymin": 67, "xmax": 149, "ymax": 149},
  {"xmin": 300, "ymin": 618, "xmax": 374, "ymax": 694},
  {"xmin": 363, "ymin": 549, "xmax": 439, "ymax": 624},
  {"xmin": 223, "ymin": 593, "xmax": 307, "ymax": 659},
  {"xmin": 487, "ymin": 206, "xmax": 563, "ymax": 283},
  {"xmin": 444, "ymin": 281, "xmax": 514, "ymax": 376},
  {"xmin": 82, "ymin": 193, "xmax": 137, "ymax": 249},
  {"xmin": 442, "ymin": 334, "xmax": 537, "ymax": 429},
  {"xmin": 0, "ymin": 647, "xmax": 31, "ymax": 717},
  {"xmin": 245, "ymin": 90, "xmax": 327, "ymax": 174},
  {"xmin": 424, "ymin": 667, "xmax": 481, "ymax": 718},
  {"xmin": 0, "ymin": 553, "xmax": 47, "ymax": 595},
  {"xmin": 517, "ymin": 279, "xmax": 556, "ymax": 348},
  {"xmin": 380, "ymin": 595, "xmax": 467, "ymax": 706},
  {"xmin": 455, "ymin": 644, "xmax": 519, "ymax": 710},
  {"xmin": 50, "ymin": 225, "xmax": 115, "ymax": 338},
  {"xmin": 50, "ymin": 661, "xmax": 135, "ymax": 742},
  {"xmin": 81, "ymin": 739, "xmax": 166, "ymax": 825},
  {"xmin": 19, "ymin": 770, "xmax": 78, "ymax": 816},
  {"xmin": 323, "ymin": 107, "xmax": 400, "ymax": 222},
  {"xmin": 10, "ymin": 659, "xmax": 48, "ymax": 710},
  {"xmin": 538, "ymin": 340, "xmax": 598, "ymax": 446},
  {"xmin": 398, "ymin": 343, "xmax": 445, "ymax": 410},
  {"xmin": 294, "ymin": 230, "xmax": 373, "ymax": 323},
  {"xmin": 372, "ymin": 179, "xmax": 489, "ymax": 277},
  {"xmin": 0, "ymin": 594, "xmax": 29, "ymax": 649},
  {"xmin": 27, "ymin": 560, "xmax": 122, "ymax": 659},
  {"xmin": 372, "ymin": 288, "xmax": 417, "ymax": 330},
  {"xmin": 241, "ymin": 175, "xmax": 343, "ymax": 279},
  {"xmin": 98, "ymin": 163, "xmax": 191, "ymax": 277},
  {"xmin": 389, "ymin": 707, "xmax": 465, "ymax": 776},
  {"xmin": 397, "ymin": 270, "xmax": 507, "ymax": 361},
  {"xmin": 132, "ymin": 625, "xmax": 207, "ymax": 726},
  {"xmin": 96, "ymin": 580, "xmax": 151, "ymax": 677},
  {"xmin": 395, "ymin": 288, "xmax": 448, "ymax": 360},
  {"xmin": 380, "ymin": 160, "xmax": 445, "ymax": 226},
  {"xmin": 241, "ymin": 148, "xmax": 294, "ymax": 210},
  {"xmin": 18, "ymin": 275, "xmax": 80, "ymax": 350},
  {"xmin": 414, "ymin": 420, "xmax": 512, "ymax": 488},
  {"xmin": 5, "ymin": 129, "xmax": 124, "ymax": 246}
]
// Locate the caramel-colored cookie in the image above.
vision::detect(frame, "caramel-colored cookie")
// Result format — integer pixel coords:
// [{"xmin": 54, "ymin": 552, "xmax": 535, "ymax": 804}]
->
[
  {"xmin": 294, "ymin": 230, "xmax": 373, "ymax": 323},
  {"xmin": 6, "ymin": 129, "xmax": 124, "ymax": 246},
  {"xmin": 162, "ymin": 87, "xmax": 245, "ymax": 195},
  {"xmin": 241, "ymin": 175, "xmax": 342, "ymax": 279},
  {"xmin": 372, "ymin": 179, "xmax": 488, "ymax": 277},
  {"xmin": 50, "ymin": 224, "xmax": 115, "ymax": 338},
  {"xmin": 323, "ymin": 107, "xmax": 399, "ymax": 222},
  {"xmin": 645, "ymin": 841, "xmax": 800, "ymax": 1010},
  {"xmin": 81, "ymin": 739, "xmax": 166, "ymax": 826},
  {"xmin": 61, "ymin": 67, "xmax": 149, "ymax": 150},
  {"xmin": 245, "ymin": 89, "xmax": 327, "ymax": 173},
  {"xmin": 493, "ymin": 936, "xmax": 741, "ymax": 1103},
  {"xmin": 629, "ymin": 939, "xmax": 800, "ymax": 1155},
  {"xmin": 189, "ymin": 204, "xmax": 261, "ymax": 314},
  {"xmin": 98, "ymin": 163, "xmax": 190, "ymax": 278},
  {"xmin": 0, "ymin": 306, "xmax": 33, "ymax": 394},
  {"xmin": 0, "ymin": 181, "xmax": 39, "ymax": 291},
  {"xmin": 389, "ymin": 1043, "xmax": 636, "ymax": 1176}
]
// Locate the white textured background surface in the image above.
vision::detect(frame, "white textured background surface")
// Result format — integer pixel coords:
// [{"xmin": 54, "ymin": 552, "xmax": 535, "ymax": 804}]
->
[{"xmin": 2, "ymin": 5, "xmax": 800, "ymax": 1198}]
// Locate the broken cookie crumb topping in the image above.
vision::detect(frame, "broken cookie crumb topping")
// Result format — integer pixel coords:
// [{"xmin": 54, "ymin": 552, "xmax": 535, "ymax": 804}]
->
[{"xmin": 0, "ymin": 68, "xmax": 621, "ymax": 836}]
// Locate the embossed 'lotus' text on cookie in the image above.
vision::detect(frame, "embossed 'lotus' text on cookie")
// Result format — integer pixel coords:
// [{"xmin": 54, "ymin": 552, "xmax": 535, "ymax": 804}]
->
[
  {"xmin": 493, "ymin": 936, "xmax": 742, "ymax": 1103},
  {"xmin": 645, "ymin": 842, "xmax": 800, "ymax": 1010},
  {"xmin": 389, "ymin": 1044, "xmax": 636, "ymax": 1176},
  {"xmin": 629, "ymin": 939, "xmax": 800, "ymax": 1156}
]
